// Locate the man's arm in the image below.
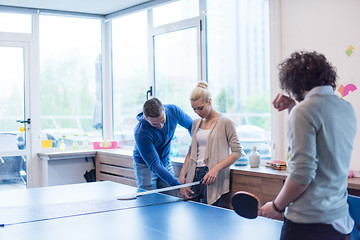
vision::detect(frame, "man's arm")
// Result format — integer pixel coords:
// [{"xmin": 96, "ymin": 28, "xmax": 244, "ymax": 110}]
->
[
  {"xmin": 173, "ymin": 105, "xmax": 193, "ymax": 135},
  {"xmin": 135, "ymin": 133, "xmax": 181, "ymax": 186},
  {"xmin": 258, "ymin": 178, "xmax": 308, "ymax": 219},
  {"xmin": 259, "ymin": 93, "xmax": 315, "ymax": 219}
]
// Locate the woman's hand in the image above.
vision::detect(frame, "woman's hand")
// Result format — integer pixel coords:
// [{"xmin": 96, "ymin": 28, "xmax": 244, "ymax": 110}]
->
[
  {"xmin": 178, "ymin": 175, "xmax": 185, "ymax": 184},
  {"xmin": 179, "ymin": 186, "xmax": 193, "ymax": 199},
  {"xmin": 202, "ymin": 166, "xmax": 220, "ymax": 185}
]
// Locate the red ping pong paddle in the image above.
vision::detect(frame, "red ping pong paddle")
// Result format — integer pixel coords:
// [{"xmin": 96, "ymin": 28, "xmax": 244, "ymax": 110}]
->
[{"xmin": 231, "ymin": 191, "xmax": 259, "ymax": 219}]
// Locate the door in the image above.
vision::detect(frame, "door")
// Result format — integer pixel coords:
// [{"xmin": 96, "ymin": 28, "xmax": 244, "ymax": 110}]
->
[
  {"xmin": 152, "ymin": 18, "xmax": 203, "ymax": 116},
  {"xmin": 0, "ymin": 42, "xmax": 31, "ymax": 187},
  {"xmin": 149, "ymin": 16, "xmax": 204, "ymax": 158}
]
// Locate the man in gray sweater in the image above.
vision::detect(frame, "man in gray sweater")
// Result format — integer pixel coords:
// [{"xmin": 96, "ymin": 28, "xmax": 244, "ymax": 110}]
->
[{"xmin": 259, "ymin": 51, "xmax": 357, "ymax": 240}]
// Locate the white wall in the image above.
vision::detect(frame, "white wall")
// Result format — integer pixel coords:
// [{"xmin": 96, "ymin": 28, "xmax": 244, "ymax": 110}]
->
[{"xmin": 280, "ymin": 0, "xmax": 360, "ymax": 170}]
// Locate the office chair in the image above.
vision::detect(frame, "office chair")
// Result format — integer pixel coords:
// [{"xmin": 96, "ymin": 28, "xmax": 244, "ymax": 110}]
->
[
  {"xmin": 0, "ymin": 133, "xmax": 26, "ymax": 184},
  {"xmin": 348, "ymin": 194, "xmax": 360, "ymax": 240}
]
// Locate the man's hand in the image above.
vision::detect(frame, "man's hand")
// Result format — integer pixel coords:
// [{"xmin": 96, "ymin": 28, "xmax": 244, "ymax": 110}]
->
[
  {"xmin": 258, "ymin": 201, "xmax": 282, "ymax": 219},
  {"xmin": 272, "ymin": 93, "xmax": 296, "ymax": 113}
]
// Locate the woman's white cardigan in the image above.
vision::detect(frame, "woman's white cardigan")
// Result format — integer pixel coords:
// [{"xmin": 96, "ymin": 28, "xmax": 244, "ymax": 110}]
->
[{"xmin": 185, "ymin": 114, "xmax": 242, "ymax": 204}]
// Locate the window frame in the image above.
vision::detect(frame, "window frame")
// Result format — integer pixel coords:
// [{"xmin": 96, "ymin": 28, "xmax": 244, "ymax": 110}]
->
[
  {"xmin": 147, "ymin": 1, "xmax": 206, "ymax": 97},
  {"xmin": 110, "ymin": 0, "xmax": 281, "ymax": 161}
]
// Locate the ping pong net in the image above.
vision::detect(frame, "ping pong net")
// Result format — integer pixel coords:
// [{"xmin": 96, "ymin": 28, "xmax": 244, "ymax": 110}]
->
[{"xmin": 0, "ymin": 185, "xmax": 193, "ymax": 226}]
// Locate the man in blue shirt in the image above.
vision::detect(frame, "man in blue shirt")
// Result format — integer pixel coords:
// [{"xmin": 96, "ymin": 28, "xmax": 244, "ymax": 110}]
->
[{"xmin": 133, "ymin": 98, "xmax": 193, "ymax": 197}]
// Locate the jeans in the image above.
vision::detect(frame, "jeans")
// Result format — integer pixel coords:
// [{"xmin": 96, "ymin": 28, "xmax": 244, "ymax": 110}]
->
[
  {"xmin": 134, "ymin": 160, "xmax": 175, "ymax": 190},
  {"xmin": 190, "ymin": 166, "xmax": 208, "ymax": 204},
  {"xmin": 280, "ymin": 217, "xmax": 349, "ymax": 240}
]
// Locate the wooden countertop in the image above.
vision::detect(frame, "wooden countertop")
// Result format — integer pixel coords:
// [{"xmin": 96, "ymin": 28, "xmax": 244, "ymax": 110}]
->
[
  {"xmin": 231, "ymin": 165, "xmax": 287, "ymax": 180},
  {"xmin": 348, "ymin": 177, "xmax": 360, "ymax": 190},
  {"xmin": 95, "ymin": 148, "xmax": 133, "ymax": 157},
  {"xmin": 231, "ymin": 165, "xmax": 360, "ymax": 190}
]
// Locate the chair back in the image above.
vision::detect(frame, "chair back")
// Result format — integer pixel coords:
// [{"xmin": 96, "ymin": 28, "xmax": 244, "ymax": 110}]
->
[
  {"xmin": 0, "ymin": 133, "xmax": 19, "ymax": 152},
  {"xmin": 348, "ymin": 194, "xmax": 360, "ymax": 240}
]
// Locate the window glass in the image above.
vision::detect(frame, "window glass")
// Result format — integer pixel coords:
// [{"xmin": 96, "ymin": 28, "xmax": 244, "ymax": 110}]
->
[
  {"xmin": 112, "ymin": 11, "xmax": 148, "ymax": 147},
  {"xmin": 0, "ymin": 13, "xmax": 32, "ymax": 33},
  {"xmin": 40, "ymin": 15, "xmax": 102, "ymax": 149},
  {"xmin": 154, "ymin": 27, "xmax": 199, "ymax": 157},
  {"xmin": 206, "ymin": 0, "xmax": 271, "ymax": 160},
  {"xmin": 0, "ymin": 46, "xmax": 24, "ymax": 132},
  {"xmin": 153, "ymin": 0, "xmax": 199, "ymax": 26},
  {"xmin": 0, "ymin": 46, "xmax": 27, "ymax": 186},
  {"xmin": 155, "ymin": 27, "xmax": 198, "ymax": 116}
]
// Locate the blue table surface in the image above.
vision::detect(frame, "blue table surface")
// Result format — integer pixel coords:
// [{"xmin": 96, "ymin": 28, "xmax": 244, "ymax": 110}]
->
[{"xmin": 0, "ymin": 181, "xmax": 283, "ymax": 240}]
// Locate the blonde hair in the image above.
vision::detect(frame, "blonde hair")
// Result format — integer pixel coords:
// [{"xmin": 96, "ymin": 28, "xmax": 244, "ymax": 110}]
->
[{"xmin": 190, "ymin": 81, "xmax": 211, "ymax": 102}]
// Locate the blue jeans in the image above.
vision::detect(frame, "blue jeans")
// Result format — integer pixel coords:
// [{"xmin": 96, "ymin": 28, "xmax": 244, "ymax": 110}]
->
[
  {"xmin": 134, "ymin": 161, "xmax": 175, "ymax": 190},
  {"xmin": 190, "ymin": 166, "xmax": 208, "ymax": 204}
]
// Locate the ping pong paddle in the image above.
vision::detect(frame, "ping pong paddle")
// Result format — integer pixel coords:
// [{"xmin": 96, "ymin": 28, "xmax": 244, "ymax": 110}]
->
[{"xmin": 231, "ymin": 191, "xmax": 259, "ymax": 219}]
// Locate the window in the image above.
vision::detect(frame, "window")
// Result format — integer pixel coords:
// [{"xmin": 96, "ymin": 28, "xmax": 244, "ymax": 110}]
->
[
  {"xmin": 0, "ymin": 13, "xmax": 32, "ymax": 33},
  {"xmin": 206, "ymin": 0, "xmax": 271, "ymax": 160},
  {"xmin": 111, "ymin": 0, "xmax": 271, "ymax": 161},
  {"xmin": 112, "ymin": 1, "xmax": 201, "ymax": 155},
  {"xmin": 39, "ymin": 15, "xmax": 102, "ymax": 149},
  {"xmin": 112, "ymin": 11, "xmax": 148, "ymax": 147}
]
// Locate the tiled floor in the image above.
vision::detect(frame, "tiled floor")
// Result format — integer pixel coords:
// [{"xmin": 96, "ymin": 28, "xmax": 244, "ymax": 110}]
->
[{"xmin": 0, "ymin": 180, "xmax": 26, "ymax": 192}]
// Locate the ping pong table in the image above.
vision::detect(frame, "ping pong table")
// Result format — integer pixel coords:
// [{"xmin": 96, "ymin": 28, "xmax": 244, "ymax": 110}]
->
[{"xmin": 0, "ymin": 181, "xmax": 282, "ymax": 240}]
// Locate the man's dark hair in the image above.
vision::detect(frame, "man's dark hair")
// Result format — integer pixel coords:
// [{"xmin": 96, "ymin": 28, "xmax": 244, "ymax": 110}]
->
[
  {"xmin": 143, "ymin": 98, "xmax": 165, "ymax": 118},
  {"xmin": 278, "ymin": 51, "xmax": 337, "ymax": 101}
]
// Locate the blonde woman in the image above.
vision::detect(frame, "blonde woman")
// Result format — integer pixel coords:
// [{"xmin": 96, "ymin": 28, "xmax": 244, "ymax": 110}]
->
[{"xmin": 179, "ymin": 82, "xmax": 242, "ymax": 206}]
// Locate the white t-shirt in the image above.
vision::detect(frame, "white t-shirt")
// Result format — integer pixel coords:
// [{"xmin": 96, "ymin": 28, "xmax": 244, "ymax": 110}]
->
[{"xmin": 196, "ymin": 128, "xmax": 210, "ymax": 167}]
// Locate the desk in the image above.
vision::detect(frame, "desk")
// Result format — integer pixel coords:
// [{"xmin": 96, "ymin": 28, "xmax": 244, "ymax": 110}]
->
[
  {"xmin": 231, "ymin": 165, "xmax": 360, "ymax": 206},
  {"xmin": 0, "ymin": 181, "xmax": 282, "ymax": 240},
  {"xmin": 39, "ymin": 150, "xmax": 97, "ymax": 186},
  {"xmin": 38, "ymin": 150, "xmax": 97, "ymax": 161}
]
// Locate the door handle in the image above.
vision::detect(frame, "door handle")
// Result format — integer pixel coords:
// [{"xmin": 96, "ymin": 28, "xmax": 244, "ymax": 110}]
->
[
  {"xmin": 146, "ymin": 86, "xmax": 153, "ymax": 100},
  {"xmin": 16, "ymin": 118, "xmax": 31, "ymax": 124}
]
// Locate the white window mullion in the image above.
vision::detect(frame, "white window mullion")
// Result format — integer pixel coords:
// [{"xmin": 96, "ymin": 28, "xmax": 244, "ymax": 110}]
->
[
  {"xmin": 147, "ymin": 9, "xmax": 155, "ymax": 97},
  {"xmin": 199, "ymin": 0, "xmax": 206, "ymax": 82},
  {"xmin": 102, "ymin": 20, "xmax": 113, "ymax": 140}
]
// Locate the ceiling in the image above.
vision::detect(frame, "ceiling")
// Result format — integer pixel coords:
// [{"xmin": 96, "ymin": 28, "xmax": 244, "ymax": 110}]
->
[{"xmin": 0, "ymin": 0, "xmax": 159, "ymax": 16}]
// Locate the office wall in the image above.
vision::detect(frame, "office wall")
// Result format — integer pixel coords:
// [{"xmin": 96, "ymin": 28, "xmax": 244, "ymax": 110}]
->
[{"xmin": 280, "ymin": 0, "xmax": 360, "ymax": 170}]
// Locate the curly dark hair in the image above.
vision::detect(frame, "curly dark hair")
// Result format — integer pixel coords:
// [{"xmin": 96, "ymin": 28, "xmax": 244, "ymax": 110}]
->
[
  {"xmin": 143, "ymin": 98, "xmax": 165, "ymax": 118},
  {"xmin": 278, "ymin": 51, "xmax": 337, "ymax": 101}
]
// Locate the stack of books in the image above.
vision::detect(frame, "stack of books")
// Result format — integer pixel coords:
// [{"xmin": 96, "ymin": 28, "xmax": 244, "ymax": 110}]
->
[{"xmin": 265, "ymin": 160, "xmax": 287, "ymax": 170}]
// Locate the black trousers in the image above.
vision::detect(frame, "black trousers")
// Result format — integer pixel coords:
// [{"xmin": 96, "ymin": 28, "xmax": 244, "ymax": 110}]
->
[{"xmin": 280, "ymin": 218, "xmax": 349, "ymax": 240}]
